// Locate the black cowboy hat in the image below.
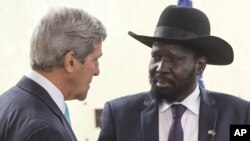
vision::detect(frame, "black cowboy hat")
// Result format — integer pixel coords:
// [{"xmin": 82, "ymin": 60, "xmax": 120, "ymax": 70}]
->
[{"xmin": 128, "ymin": 5, "xmax": 233, "ymax": 65}]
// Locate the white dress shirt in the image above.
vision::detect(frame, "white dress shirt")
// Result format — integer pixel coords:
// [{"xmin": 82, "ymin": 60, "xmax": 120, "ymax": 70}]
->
[
  {"xmin": 26, "ymin": 70, "xmax": 66, "ymax": 115},
  {"xmin": 159, "ymin": 84, "xmax": 200, "ymax": 141}
]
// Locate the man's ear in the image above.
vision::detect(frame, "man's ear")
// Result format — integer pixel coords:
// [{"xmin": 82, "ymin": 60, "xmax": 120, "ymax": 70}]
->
[
  {"xmin": 63, "ymin": 51, "xmax": 76, "ymax": 73},
  {"xmin": 196, "ymin": 56, "xmax": 207, "ymax": 75}
]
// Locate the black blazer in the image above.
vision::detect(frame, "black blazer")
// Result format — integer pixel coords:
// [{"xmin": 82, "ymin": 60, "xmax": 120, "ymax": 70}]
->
[
  {"xmin": 0, "ymin": 76, "xmax": 77, "ymax": 141},
  {"xmin": 98, "ymin": 88, "xmax": 250, "ymax": 141}
]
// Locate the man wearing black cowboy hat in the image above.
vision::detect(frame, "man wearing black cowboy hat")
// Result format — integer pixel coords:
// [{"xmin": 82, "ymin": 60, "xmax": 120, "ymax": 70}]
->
[{"xmin": 98, "ymin": 5, "xmax": 250, "ymax": 141}]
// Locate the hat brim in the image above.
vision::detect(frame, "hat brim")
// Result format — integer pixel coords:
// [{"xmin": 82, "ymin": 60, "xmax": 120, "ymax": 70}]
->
[{"xmin": 128, "ymin": 31, "xmax": 234, "ymax": 65}]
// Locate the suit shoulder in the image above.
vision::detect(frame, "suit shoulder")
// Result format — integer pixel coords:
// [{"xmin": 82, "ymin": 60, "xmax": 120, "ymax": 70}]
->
[
  {"xmin": 102, "ymin": 92, "xmax": 150, "ymax": 119},
  {"xmin": 207, "ymin": 90, "xmax": 250, "ymax": 105},
  {"xmin": 105, "ymin": 92, "xmax": 149, "ymax": 110}
]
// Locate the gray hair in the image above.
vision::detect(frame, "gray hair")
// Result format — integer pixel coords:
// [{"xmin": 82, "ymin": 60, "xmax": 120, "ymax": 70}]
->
[{"xmin": 30, "ymin": 7, "xmax": 107, "ymax": 71}]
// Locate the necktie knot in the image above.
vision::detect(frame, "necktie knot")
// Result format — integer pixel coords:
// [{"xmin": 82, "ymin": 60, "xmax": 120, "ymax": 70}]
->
[{"xmin": 171, "ymin": 104, "xmax": 186, "ymax": 119}]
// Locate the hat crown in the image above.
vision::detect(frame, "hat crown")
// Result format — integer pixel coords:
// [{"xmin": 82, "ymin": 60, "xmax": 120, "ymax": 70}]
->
[
  {"xmin": 128, "ymin": 5, "xmax": 234, "ymax": 65},
  {"xmin": 156, "ymin": 5, "xmax": 210, "ymax": 37}
]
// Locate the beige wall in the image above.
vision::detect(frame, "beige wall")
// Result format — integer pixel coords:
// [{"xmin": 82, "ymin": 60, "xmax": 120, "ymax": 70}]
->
[{"xmin": 1, "ymin": 0, "xmax": 250, "ymax": 140}]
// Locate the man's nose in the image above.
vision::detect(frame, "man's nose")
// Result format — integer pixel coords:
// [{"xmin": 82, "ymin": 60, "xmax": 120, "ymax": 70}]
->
[
  {"xmin": 156, "ymin": 57, "xmax": 170, "ymax": 73},
  {"xmin": 94, "ymin": 66, "xmax": 100, "ymax": 76}
]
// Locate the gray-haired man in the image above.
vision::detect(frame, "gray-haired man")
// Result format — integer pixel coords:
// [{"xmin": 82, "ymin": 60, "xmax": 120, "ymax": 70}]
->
[{"xmin": 0, "ymin": 7, "xmax": 106, "ymax": 141}]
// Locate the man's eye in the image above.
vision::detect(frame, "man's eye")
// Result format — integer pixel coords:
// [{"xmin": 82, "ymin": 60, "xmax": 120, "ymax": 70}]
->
[{"xmin": 152, "ymin": 56, "xmax": 161, "ymax": 61}]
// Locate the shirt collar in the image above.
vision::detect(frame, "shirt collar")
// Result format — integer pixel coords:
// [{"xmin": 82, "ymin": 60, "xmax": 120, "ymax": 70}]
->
[
  {"xmin": 26, "ymin": 70, "xmax": 65, "ymax": 114},
  {"xmin": 159, "ymin": 84, "xmax": 200, "ymax": 115}
]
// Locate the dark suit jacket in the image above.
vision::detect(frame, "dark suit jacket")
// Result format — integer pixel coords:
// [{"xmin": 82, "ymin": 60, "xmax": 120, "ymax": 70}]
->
[
  {"xmin": 0, "ymin": 76, "xmax": 77, "ymax": 141},
  {"xmin": 98, "ymin": 88, "xmax": 250, "ymax": 141}
]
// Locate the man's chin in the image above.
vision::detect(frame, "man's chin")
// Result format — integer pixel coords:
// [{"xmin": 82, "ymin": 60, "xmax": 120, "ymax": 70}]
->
[
  {"xmin": 77, "ymin": 92, "xmax": 88, "ymax": 101},
  {"xmin": 150, "ymin": 86, "xmax": 177, "ymax": 103}
]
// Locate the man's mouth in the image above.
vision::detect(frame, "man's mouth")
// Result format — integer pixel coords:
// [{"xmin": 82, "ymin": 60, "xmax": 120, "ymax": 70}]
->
[{"xmin": 155, "ymin": 77, "xmax": 174, "ymax": 88}]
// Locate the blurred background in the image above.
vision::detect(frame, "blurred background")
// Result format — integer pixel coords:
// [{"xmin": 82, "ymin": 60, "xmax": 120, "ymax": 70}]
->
[{"xmin": 1, "ymin": 0, "xmax": 250, "ymax": 140}]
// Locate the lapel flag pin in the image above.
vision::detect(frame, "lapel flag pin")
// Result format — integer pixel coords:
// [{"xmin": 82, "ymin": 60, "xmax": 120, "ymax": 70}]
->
[{"xmin": 208, "ymin": 130, "xmax": 216, "ymax": 136}]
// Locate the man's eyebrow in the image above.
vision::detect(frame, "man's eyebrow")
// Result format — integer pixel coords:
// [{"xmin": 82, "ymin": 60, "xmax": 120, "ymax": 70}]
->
[{"xmin": 151, "ymin": 48, "xmax": 164, "ymax": 55}]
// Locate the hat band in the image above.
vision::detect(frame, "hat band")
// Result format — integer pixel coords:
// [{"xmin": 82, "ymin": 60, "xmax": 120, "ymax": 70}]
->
[{"xmin": 154, "ymin": 26, "xmax": 198, "ymax": 39}]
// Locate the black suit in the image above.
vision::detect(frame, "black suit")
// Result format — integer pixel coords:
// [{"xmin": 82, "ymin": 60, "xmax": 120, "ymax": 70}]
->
[
  {"xmin": 0, "ymin": 76, "xmax": 77, "ymax": 141},
  {"xmin": 98, "ymin": 88, "xmax": 250, "ymax": 141}
]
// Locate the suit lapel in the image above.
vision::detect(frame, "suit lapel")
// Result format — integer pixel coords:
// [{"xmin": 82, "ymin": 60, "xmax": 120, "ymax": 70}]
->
[
  {"xmin": 17, "ymin": 76, "xmax": 77, "ymax": 141},
  {"xmin": 141, "ymin": 94, "xmax": 159, "ymax": 141},
  {"xmin": 198, "ymin": 88, "xmax": 218, "ymax": 141}
]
